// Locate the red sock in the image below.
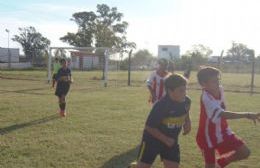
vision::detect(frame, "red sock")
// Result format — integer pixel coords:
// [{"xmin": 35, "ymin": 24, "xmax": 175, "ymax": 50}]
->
[{"xmin": 217, "ymin": 157, "xmax": 229, "ymax": 168}]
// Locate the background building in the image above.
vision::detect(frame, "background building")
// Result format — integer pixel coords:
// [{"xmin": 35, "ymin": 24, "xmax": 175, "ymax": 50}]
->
[
  {"xmin": 0, "ymin": 48, "xmax": 19, "ymax": 63},
  {"xmin": 158, "ymin": 45, "xmax": 180, "ymax": 60},
  {"xmin": 70, "ymin": 51, "xmax": 100, "ymax": 70}
]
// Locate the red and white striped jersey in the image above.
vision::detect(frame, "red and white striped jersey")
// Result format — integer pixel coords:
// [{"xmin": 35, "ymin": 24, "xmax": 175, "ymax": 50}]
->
[
  {"xmin": 146, "ymin": 70, "xmax": 170, "ymax": 104},
  {"xmin": 196, "ymin": 87, "xmax": 233, "ymax": 149}
]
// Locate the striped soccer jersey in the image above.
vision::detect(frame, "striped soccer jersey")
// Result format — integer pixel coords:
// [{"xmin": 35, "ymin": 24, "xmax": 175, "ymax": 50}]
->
[
  {"xmin": 196, "ymin": 87, "xmax": 233, "ymax": 149},
  {"xmin": 146, "ymin": 70, "xmax": 170, "ymax": 104}
]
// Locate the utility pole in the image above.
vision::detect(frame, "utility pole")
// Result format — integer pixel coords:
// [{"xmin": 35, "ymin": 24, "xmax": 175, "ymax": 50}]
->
[
  {"xmin": 5, "ymin": 29, "xmax": 11, "ymax": 69},
  {"xmin": 128, "ymin": 50, "xmax": 133, "ymax": 86}
]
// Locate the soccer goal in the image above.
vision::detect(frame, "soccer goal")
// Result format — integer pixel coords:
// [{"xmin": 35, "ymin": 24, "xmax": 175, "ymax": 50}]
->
[{"xmin": 47, "ymin": 47, "xmax": 120, "ymax": 87}]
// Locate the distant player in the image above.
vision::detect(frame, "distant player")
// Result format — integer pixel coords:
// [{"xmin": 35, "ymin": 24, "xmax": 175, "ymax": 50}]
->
[
  {"xmin": 55, "ymin": 58, "xmax": 72, "ymax": 117},
  {"xmin": 183, "ymin": 60, "xmax": 192, "ymax": 79},
  {"xmin": 52, "ymin": 57, "xmax": 61, "ymax": 88},
  {"xmin": 146, "ymin": 58, "xmax": 171, "ymax": 105},
  {"xmin": 134, "ymin": 74, "xmax": 191, "ymax": 168},
  {"xmin": 196, "ymin": 66, "xmax": 260, "ymax": 168}
]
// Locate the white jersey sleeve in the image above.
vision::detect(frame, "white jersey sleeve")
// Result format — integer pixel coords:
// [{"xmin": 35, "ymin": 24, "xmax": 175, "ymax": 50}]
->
[{"xmin": 202, "ymin": 89, "xmax": 225, "ymax": 123}]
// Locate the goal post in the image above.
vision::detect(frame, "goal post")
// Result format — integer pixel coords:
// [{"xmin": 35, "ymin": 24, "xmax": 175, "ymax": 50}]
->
[{"xmin": 47, "ymin": 46, "xmax": 114, "ymax": 87}]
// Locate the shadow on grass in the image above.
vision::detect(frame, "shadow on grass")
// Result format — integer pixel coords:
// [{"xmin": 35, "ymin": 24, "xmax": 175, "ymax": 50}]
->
[
  {"xmin": 0, "ymin": 114, "xmax": 60, "ymax": 135},
  {"xmin": 100, "ymin": 145, "xmax": 139, "ymax": 168},
  {"xmin": 0, "ymin": 87, "xmax": 50, "ymax": 95}
]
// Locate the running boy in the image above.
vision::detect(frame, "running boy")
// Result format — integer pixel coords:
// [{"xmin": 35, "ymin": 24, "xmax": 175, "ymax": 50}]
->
[
  {"xmin": 196, "ymin": 66, "xmax": 260, "ymax": 168},
  {"xmin": 147, "ymin": 58, "xmax": 171, "ymax": 105},
  {"xmin": 136, "ymin": 74, "xmax": 191, "ymax": 168},
  {"xmin": 55, "ymin": 58, "xmax": 72, "ymax": 117}
]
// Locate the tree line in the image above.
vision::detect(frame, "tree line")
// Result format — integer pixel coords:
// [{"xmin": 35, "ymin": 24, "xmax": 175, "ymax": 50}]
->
[{"xmin": 11, "ymin": 4, "xmax": 259, "ymax": 69}]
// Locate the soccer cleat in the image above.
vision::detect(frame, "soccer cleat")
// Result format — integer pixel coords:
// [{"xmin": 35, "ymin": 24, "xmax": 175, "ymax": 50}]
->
[
  {"xmin": 128, "ymin": 161, "xmax": 137, "ymax": 168},
  {"xmin": 216, "ymin": 157, "xmax": 228, "ymax": 168},
  {"xmin": 60, "ymin": 110, "xmax": 66, "ymax": 117}
]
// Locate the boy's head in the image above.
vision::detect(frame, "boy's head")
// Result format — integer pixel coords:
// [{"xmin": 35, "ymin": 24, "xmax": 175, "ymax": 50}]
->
[
  {"xmin": 60, "ymin": 58, "xmax": 68, "ymax": 68},
  {"xmin": 54, "ymin": 57, "xmax": 59, "ymax": 62},
  {"xmin": 165, "ymin": 74, "xmax": 187, "ymax": 102},
  {"xmin": 157, "ymin": 58, "xmax": 168, "ymax": 71},
  {"xmin": 197, "ymin": 66, "xmax": 221, "ymax": 91}
]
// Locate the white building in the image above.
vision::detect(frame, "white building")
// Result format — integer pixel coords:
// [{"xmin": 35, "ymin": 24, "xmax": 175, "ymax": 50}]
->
[
  {"xmin": 0, "ymin": 48, "xmax": 19, "ymax": 63},
  {"xmin": 70, "ymin": 51, "xmax": 100, "ymax": 70},
  {"xmin": 158, "ymin": 45, "xmax": 180, "ymax": 60}
]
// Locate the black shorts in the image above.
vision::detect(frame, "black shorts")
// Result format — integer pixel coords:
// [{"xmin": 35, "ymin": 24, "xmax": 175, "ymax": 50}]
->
[
  {"xmin": 55, "ymin": 81, "xmax": 70, "ymax": 97},
  {"xmin": 137, "ymin": 137, "xmax": 180, "ymax": 164},
  {"xmin": 52, "ymin": 74, "xmax": 57, "ymax": 80}
]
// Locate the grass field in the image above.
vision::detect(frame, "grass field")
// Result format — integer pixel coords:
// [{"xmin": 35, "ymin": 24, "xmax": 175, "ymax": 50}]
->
[{"xmin": 0, "ymin": 70, "xmax": 260, "ymax": 168}]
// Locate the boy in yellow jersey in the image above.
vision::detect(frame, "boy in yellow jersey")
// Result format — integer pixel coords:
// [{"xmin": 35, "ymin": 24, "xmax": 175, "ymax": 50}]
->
[
  {"xmin": 55, "ymin": 59, "xmax": 72, "ymax": 117},
  {"xmin": 134, "ymin": 74, "xmax": 191, "ymax": 168}
]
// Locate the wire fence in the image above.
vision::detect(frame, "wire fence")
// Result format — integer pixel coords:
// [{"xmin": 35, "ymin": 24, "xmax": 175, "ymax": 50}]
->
[{"xmin": 1, "ymin": 70, "xmax": 260, "ymax": 94}]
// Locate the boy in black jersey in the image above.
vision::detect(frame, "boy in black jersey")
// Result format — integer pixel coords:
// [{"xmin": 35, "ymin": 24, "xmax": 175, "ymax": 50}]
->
[
  {"xmin": 55, "ymin": 58, "xmax": 72, "ymax": 117},
  {"xmin": 136, "ymin": 74, "xmax": 191, "ymax": 168}
]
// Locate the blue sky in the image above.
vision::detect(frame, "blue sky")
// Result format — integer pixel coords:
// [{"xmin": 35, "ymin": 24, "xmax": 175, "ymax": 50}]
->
[{"xmin": 1, "ymin": 0, "xmax": 260, "ymax": 56}]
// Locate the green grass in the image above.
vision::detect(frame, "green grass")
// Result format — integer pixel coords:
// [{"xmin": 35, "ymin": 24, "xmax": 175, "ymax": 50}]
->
[{"xmin": 0, "ymin": 70, "xmax": 260, "ymax": 168}]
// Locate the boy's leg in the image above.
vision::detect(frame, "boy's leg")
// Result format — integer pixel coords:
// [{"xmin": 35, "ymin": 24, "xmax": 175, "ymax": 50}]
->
[
  {"xmin": 135, "ymin": 140, "xmax": 158, "ymax": 168},
  {"xmin": 160, "ymin": 144, "xmax": 180, "ymax": 168},
  {"xmin": 52, "ymin": 80, "xmax": 55, "ymax": 88},
  {"xmin": 52, "ymin": 74, "xmax": 56, "ymax": 88},
  {"xmin": 162, "ymin": 159, "xmax": 179, "ymax": 168},
  {"xmin": 201, "ymin": 148, "xmax": 216, "ymax": 168},
  {"xmin": 217, "ymin": 144, "xmax": 250, "ymax": 168},
  {"xmin": 216, "ymin": 135, "xmax": 249, "ymax": 168},
  {"xmin": 59, "ymin": 95, "xmax": 66, "ymax": 116}
]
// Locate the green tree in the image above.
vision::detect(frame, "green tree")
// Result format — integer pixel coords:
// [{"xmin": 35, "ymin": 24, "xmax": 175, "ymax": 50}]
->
[
  {"xmin": 132, "ymin": 49, "xmax": 155, "ymax": 68},
  {"xmin": 60, "ymin": 11, "xmax": 96, "ymax": 47},
  {"xmin": 60, "ymin": 4, "xmax": 135, "ymax": 52},
  {"xmin": 12, "ymin": 26, "xmax": 50, "ymax": 65},
  {"xmin": 227, "ymin": 42, "xmax": 250, "ymax": 62},
  {"xmin": 186, "ymin": 44, "xmax": 213, "ymax": 58},
  {"xmin": 183, "ymin": 44, "xmax": 212, "ymax": 69}
]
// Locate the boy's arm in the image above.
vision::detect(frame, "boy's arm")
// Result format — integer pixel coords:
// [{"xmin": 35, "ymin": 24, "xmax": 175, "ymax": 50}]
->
[
  {"xmin": 183, "ymin": 99, "xmax": 191, "ymax": 135},
  {"xmin": 55, "ymin": 69, "xmax": 61, "ymax": 81},
  {"xmin": 145, "ymin": 103, "xmax": 174, "ymax": 147},
  {"xmin": 68, "ymin": 70, "xmax": 73, "ymax": 83},
  {"xmin": 147, "ymin": 85, "xmax": 156, "ymax": 102},
  {"xmin": 183, "ymin": 113, "xmax": 191, "ymax": 135},
  {"xmin": 145, "ymin": 126, "xmax": 175, "ymax": 147},
  {"xmin": 220, "ymin": 111, "xmax": 260, "ymax": 124},
  {"xmin": 146, "ymin": 72, "xmax": 156, "ymax": 102}
]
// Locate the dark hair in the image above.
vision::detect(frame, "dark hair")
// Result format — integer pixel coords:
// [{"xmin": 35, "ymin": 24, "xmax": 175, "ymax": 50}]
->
[
  {"xmin": 164, "ymin": 74, "xmax": 187, "ymax": 93},
  {"xmin": 197, "ymin": 66, "xmax": 221, "ymax": 85},
  {"xmin": 60, "ymin": 58, "xmax": 67, "ymax": 64}
]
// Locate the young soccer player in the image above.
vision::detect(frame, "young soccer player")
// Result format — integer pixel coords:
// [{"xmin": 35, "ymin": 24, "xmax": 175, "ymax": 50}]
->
[
  {"xmin": 55, "ymin": 58, "xmax": 72, "ymax": 117},
  {"xmin": 196, "ymin": 66, "xmax": 260, "ymax": 168},
  {"xmin": 136, "ymin": 74, "xmax": 191, "ymax": 168},
  {"xmin": 146, "ymin": 58, "xmax": 172, "ymax": 105},
  {"xmin": 52, "ymin": 57, "xmax": 61, "ymax": 88}
]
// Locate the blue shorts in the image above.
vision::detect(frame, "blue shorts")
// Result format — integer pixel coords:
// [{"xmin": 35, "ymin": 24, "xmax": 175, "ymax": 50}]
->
[{"xmin": 137, "ymin": 137, "xmax": 180, "ymax": 164}]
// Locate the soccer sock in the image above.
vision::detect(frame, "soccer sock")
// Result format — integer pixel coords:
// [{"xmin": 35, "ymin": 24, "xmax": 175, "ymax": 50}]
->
[
  {"xmin": 52, "ymin": 81, "xmax": 55, "ymax": 87},
  {"xmin": 59, "ymin": 102, "xmax": 66, "ymax": 111},
  {"xmin": 217, "ymin": 157, "xmax": 230, "ymax": 168},
  {"xmin": 59, "ymin": 103, "xmax": 62, "ymax": 110},
  {"xmin": 61, "ymin": 102, "xmax": 66, "ymax": 111}
]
